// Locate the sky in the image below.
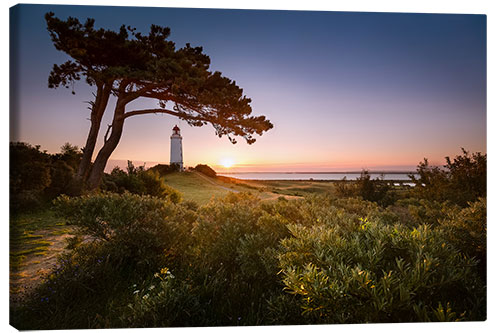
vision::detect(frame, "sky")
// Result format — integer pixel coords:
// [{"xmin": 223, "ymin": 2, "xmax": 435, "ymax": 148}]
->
[{"xmin": 10, "ymin": 4, "xmax": 486, "ymax": 172}]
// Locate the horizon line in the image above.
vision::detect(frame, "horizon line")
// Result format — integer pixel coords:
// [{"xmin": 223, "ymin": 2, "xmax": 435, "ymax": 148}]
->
[
  {"xmin": 216, "ymin": 171, "xmax": 418, "ymax": 174},
  {"xmin": 105, "ymin": 159, "xmax": 421, "ymax": 173}
]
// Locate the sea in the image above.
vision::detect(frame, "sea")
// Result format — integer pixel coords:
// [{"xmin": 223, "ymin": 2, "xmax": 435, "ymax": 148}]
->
[{"xmin": 218, "ymin": 172, "xmax": 418, "ymax": 183}]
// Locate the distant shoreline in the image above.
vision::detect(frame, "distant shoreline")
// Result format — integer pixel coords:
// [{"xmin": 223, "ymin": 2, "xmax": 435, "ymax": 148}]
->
[
  {"xmin": 217, "ymin": 171, "xmax": 419, "ymax": 182},
  {"xmin": 218, "ymin": 171, "xmax": 417, "ymax": 175}
]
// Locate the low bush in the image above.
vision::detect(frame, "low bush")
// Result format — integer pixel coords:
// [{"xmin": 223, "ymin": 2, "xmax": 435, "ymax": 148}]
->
[
  {"xmin": 410, "ymin": 149, "xmax": 486, "ymax": 207},
  {"xmin": 194, "ymin": 164, "xmax": 217, "ymax": 178},
  {"xmin": 119, "ymin": 268, "xmax": 206, "ymax": 327},
  {"xmin": 53, "ymin": 192, "xmax": 193, "ymax": 270},
  {"xmin": 12, "ymin": 192, "xmax": 486, "ymax": 328},
  {"xmin": 101, "ymin": 161, "xmax": 182, "ymax": 203},
  {"xmin": 12, "ymin": 192, "xmax": 195, "ymax": 330},
  {"xmin": 276, "ymin": 221, "xmax": 485, "ymax": 323},
  {"xmin": 148, "ymin": 163, "xmax": 182, "ymax": 176},
  {"xmin": 13, "ymin": 244, "xmax": 133, "ymax": 329},
  {"xmin": 438, "ymin": 198, "xmax": 487, "ymax": 281},
  {"xmin": 179, "ymin": 193, "xmax": 288, "ymax": 325},
  {"xmin": 394, "ymin": 198, "xmax": 459, "ymax": 227},
  {"xmin": 334, "ymin": 171, "xmax": 396, "ymax": 207},
  {"xmin": 10, "ymin": 142, "xmax": 83, "ymax": 213}
]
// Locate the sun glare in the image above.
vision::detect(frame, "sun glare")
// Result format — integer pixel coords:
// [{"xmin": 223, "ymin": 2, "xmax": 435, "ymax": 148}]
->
[{"xmin": 220, "ymin": 158, "xmax": 235, "ymax": 168}]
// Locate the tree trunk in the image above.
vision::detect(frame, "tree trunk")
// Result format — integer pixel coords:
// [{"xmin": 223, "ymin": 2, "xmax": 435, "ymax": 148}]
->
[
  {"xmin": 76, "ymin": 83, "xmax": 112, "ymax": 183},
  {"xmin": 86, "ymin": 101, "xmax": 126, "ymax": 190}
]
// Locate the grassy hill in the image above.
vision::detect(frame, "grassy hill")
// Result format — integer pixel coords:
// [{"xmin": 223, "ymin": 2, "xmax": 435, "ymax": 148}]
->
[
  {"xmin": 161, "ymin": 171, "xmax": 356, "ymax": 205},
  {"xmin": 161, "ymin": 171, "xmax": 281, "ymax": 205}
]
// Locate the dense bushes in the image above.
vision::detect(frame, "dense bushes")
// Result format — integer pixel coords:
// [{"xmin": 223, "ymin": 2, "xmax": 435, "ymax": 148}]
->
[
  {"xmin": 438, "ymin": 198, "xmax": 487, "ymax": 280},
  {"xmin": 54, "ymin": 192, "xmax": 193, "ymax": 271},
  {"xmin": 335, "ymin": 170, "xmax": 395, "ymax": 207},
  {"xmin": 10, "ymin": 141, "xmax": 182, "ymax": 213},
  {"xmin": 148, "ymin": 163, "xmax": 182, "ymax": 176},
  {"xmin": 10, "ymin": 148, "xmax": 486, "ymax": 328},
  {"xmin": 410, "ymin": 149, "xmax": 486, "ymax": 207},
  {"xmin": 10, "ymin": 142, "xmax": 51, "ymax": 212},
  {"xmin": 10, "ymin": 142, "xmax": 82, "ymax": 213},
  {"xmin": 10, "ymin": 142, "xmax": 184, "ymax": 214},
  {"xmin": 278, "ymin": 223, "xmax": 483, "ymax": 323},
  {"xmin": 101, "ymin": 161, "xmax": 182, "ymax": 203},
  {"xmin": 12, "ymin": 190, "xmax": 486, "ymax": 328},
  {"xmin": 121, "ymin": 193, "xmax": 291, "ymax": 327},
  {"xmin": 12, "ymin": 193, "xmax": 195, "ymax": 329}
]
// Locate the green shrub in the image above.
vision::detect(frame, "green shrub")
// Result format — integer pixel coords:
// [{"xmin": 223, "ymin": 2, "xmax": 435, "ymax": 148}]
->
[
  {"xmin": 410, "ymin": 149, "xmax": 486, "ymax": 207},
  {"xmin": 12, "ymin": 244, "xmax": 133, "ymax": 329},
  {"xmin": 356, "ymin": 170, "xmax": 391, "ymax": 204},
  {"xmin": 43, "ymin": 142, "xmax": 83, "ymax": 197},
  {"xmin": 147, "ymin": 163, "xmax": 181, "ymax": 176},
  {"xmin": 438, "ymin": 198, "xmax": 486, "ymax": 281},
  {"xmin": 10, "ymin": 142, "xmax": 52, "ymax": 212},
  {"xmin": 275, "ymin": 220, "xmax": 485, "ymax": 323},
  {"xmin": 334, "ymin": 171, "xmax": 395, "ymax": 206},
  {"xmin": 119, "ymin": 268, "xmax": 206, "ymax": 327},
  {"xmin": 12, "ymin": 192, "xmax": 486, "ymax": 328},
  {"xmin": 46, "ymin": 160, "xmax": 77, "ymax": 197},
  {"xmin": 99, "ymin": 193, "xmax": 287, "ymax": 327},
  {"xmin": 54, "ymin": 142, "xmax": 82, "ymax": 171},
  {"xmin": 181, "ymin": 193, "xmax": 289, "ymax": 324},
  {"xmin": 54, "ymin": 192, "xmax": 193, "ymax": 270},
  {"xmin": 13, "ymin": 192, "xmax": 196, "ymax": 329},
  {"xmin": 10, "ymin": 142, "xmax": 83, "ymax": 213},
  {"xmin": 101, "ymin": 162, "xmax": 182, "ymax": 202},
  {"xmin": 396, "ymin": 198, "xmax": 459, "ymax": 227},
  {"xmin": 334, "ymin": 177, "xmax": 357, "ymax": 198},
  {"xmin": 190, "ymin": 193, "xmax": 264, "ymax": 271}
]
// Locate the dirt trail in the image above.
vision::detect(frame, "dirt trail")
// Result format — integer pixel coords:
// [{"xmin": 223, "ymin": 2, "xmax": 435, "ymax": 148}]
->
[
  {"xmin": 9, "ymin": 180, "xmax": 299, "ymax": 307},
  {"xmin": 10, "ymin": 228, "xmax": 76, "ymax": 306},
  {"xmin": 197, "ymin": 172, "xmax": 301, "ymax": 200},
  {"xmin": 195, "ymin": 171, "xmax": 240, "ymax": 193}
]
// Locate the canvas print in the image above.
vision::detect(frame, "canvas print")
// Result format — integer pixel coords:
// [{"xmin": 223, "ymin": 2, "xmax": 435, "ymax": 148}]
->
[{"xmin": 9, "ymin": 4, "xmax": 486, "ymax": 329}]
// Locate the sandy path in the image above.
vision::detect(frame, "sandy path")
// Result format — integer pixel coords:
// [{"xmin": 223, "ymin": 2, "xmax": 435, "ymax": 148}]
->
[{"xmin": 10, "ymin": 228, "xmax": 76, "ymax": 306}]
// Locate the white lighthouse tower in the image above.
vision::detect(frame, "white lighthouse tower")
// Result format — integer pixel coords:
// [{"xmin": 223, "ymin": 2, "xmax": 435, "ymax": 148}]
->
[{"xmin": 170, "ymin": 125, "xmax": 183, "ymax": 170}]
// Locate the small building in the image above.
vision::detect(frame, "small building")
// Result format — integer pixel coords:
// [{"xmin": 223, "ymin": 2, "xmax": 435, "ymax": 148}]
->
[{"xmin": 170, "ymin": 125, "xmax": 183, "ymax": 170}]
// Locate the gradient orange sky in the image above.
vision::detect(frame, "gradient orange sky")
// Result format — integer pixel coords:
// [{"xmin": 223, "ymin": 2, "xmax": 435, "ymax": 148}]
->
[{"xmin": 10, "ymin": 5, "xmax": 486, "ymax": 172}]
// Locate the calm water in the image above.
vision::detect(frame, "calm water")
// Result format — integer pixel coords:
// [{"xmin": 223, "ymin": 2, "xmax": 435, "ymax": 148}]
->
[{"xmin": 218, "ymin": 172, "xmax": 418, "ymax": 182}]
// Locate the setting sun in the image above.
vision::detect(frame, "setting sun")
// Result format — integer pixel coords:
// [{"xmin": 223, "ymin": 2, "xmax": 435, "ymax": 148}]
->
[{"xmin": 220, "ymin": 157, "xmax": 235, "ymax": 168}]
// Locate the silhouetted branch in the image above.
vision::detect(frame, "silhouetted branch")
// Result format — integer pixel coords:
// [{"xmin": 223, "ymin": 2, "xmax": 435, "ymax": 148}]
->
[
  {"xmin": 104, "ymin": 124, "xmax": 112, "ymax": 142},
  {"xmin": 122, "ymin": 108, "xmax": 210, "ymax": 122}
]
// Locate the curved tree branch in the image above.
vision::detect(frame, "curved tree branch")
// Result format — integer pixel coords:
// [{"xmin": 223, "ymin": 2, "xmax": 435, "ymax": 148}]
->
[
  {"xmin": 121, "ymin": 108, "xmax": 210, "ymax": 122},
  {"xmin": 46, "ymin": 12, "xmax": 273, "ymax": 189}
]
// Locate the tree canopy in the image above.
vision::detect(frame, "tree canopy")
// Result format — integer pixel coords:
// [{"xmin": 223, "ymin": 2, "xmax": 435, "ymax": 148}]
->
[{"xmin": 45, "ymin": 12, "xmax": 273, "ymax": 189}]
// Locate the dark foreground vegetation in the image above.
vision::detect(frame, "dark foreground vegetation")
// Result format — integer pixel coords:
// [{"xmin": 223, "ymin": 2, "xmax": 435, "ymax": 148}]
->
[
  {"xmin": 10, "ymin": 142, "xmax": 82, "ymax": 214},
  {"xmin": 10, "ymin": 146, "xmax": 486, "ymax": 328}
]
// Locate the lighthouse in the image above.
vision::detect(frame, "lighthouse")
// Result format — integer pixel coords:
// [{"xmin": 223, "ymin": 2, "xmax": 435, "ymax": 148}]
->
[{"xmin": 170, "ymin": 125, "xmax": 183, "ymax": 170}]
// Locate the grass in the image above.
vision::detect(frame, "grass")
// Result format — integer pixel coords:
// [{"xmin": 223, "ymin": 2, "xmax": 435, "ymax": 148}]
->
[
  {"xmin": 10, "ymin": 210, "xmax": 67, "ymax": 272},
  {"xmin": 162, "ymin": 171, "xmax": 406, "ymax": 205},
  {"xmin": 162, "ymin": 172, "xmax": 237, "ymax": 205},
  {"xmin": 219, "ymin": 177, "xmax": 415, "ymax": 199},
  {"xmin": 218, "ymin": 177, "xmax": 341, "ymax": 198},
  {"xmin": 162, "ymin": 171, "xmax": 278, "ymax": 205},
  {"xmin": 10, "ymin": 209, "xmax": 77, "ymax": 299},
  {"xmin": 255, "ymin": 180, "xmax": 338, "ymax": 197}
]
